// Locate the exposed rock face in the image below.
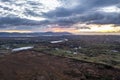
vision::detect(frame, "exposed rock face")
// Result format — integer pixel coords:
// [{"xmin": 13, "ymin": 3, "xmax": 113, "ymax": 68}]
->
[{"xmin": 0, "ymin": 50, "xmax": 119, "ymax": 80}]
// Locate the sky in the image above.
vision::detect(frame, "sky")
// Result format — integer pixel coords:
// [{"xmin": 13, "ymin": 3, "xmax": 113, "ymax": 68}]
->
[{"xmin": 0, "ymin": 0, "xmax": 120, "ymax": 34}]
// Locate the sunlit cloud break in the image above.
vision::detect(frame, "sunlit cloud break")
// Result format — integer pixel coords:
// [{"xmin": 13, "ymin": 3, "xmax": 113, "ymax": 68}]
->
[
  {"xmin": 97, "ymin": 6, "xmax": 120, "ymax": 13},
  {"xmin": 0, "ymin": 0, "xmax": 61, "ymax": 21}
]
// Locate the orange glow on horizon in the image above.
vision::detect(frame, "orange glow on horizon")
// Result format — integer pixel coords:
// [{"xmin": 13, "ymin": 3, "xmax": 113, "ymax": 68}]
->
[
  {"xmin": 74, "ymin": 24, "xmax": 120, "ymax": 33},
  {"xmin": 89, "ymin": 24, "xmax": 120, "ymax": 33},
  {"xmin": 0, "ymin": 24, "xmax": 120, "ymax": 35},
  {"xmin": 46, "ymin": 27, "xmax": 79, "ymax": 34}
]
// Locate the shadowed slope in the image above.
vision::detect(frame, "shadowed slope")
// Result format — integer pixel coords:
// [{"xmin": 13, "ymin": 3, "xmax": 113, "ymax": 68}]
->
[{"xmin": 0, "ymin": 50, "xmax": 120, "ymax": 80}]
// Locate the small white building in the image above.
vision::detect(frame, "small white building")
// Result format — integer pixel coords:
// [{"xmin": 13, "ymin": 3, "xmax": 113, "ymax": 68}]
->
[
  {"xmin": 50, "ymin": 39, "xmax": 68, "ymax": 44},
  {"xmin": 111, "ymin": 50, "xmax": 119, "ymax": 53},
  {"xmin": 50, "ymin": 40, "xmax": 63, "ymax": 44},
  {"xmin": 73, "ymin": 52, "xmax": 78, "ymax": 55},
  {"xmin": 12, "ymin": 46, "xmax": 34, "ymax": 52}
]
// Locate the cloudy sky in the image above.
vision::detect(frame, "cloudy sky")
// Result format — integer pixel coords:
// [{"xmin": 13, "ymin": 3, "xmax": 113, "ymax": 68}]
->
[{"xmin": 0, "ymin": 0, "xmax": 120, "ymax": 34}]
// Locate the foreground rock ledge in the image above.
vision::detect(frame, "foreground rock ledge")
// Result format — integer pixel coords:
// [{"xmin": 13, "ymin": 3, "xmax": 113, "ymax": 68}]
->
[{"xmin": 0, "ymin": 50, "xmax": 120, "ymax": 80}]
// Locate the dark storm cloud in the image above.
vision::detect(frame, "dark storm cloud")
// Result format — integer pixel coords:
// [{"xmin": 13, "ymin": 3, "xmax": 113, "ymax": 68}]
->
[
  {"xmin": 43, "ymin": 8, "xmax": 72, "ymax": 17},
  {"xmin": 0, "ymin": 17, "xmax": 51, "ymax": 29},
  {"xmin": 81, "ymin": 0, "xmax": 120, "ymax": 7},
  {"xmin": 0, "ymin": 0, "xmax": 10, "ymax": 2},
  {"xmin": 0, "ymin": 17, "xmax": 36, "ymax": 26},
  {"xmin": 42, "ymin": 0, "xmax": 120, "ymax": 26},
  {"xmin": 71, "ymin": 12, "xmax": 120, "ymax": 24},
  {"xmin": 1, "ymin": 0, "xmax": 120, "ymax": 30},
  {"xmin": 44, "ymin": 0, "xmax": 120, "ymax": 17}
]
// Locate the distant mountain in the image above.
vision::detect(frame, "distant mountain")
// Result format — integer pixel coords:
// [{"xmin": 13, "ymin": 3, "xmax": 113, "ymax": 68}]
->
[{"xmin": 0, "ymin": 32, "xmax": 72, "ymax": 37}]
